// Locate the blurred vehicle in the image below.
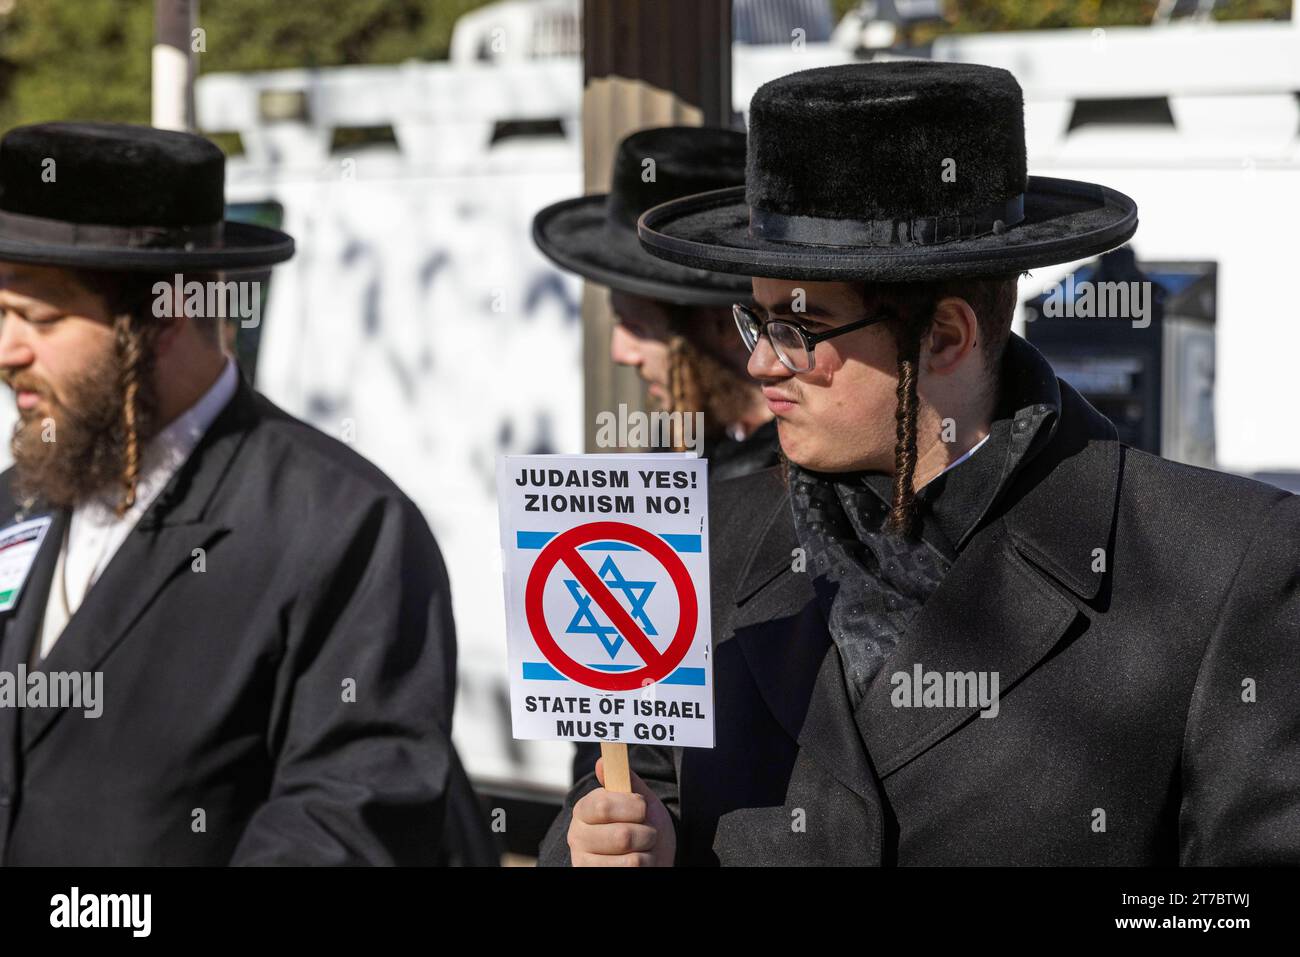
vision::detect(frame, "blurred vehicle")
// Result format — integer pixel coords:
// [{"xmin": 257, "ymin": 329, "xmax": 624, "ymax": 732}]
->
[
  {"xmin": 734, "ymin": 0, "xmax": 836, "ymax": 45},
  {"xmin": 450, "ymin": 0, "xmax": 581, "ymax": 63},
  {"xmin": 831, "ymin": 0, "xmax": 946, "ymax": 52}
]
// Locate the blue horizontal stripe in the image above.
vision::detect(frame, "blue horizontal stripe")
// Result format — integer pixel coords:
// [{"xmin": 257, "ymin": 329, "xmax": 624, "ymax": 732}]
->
[
  {"xmin": 661, "ymin": 535, "xmax": 701, "ymax": 553},
  {"xmin": 516, "ymin": 531, "xmax": 555, "ymax": 549},
  {"xmin": 522, "ymin": 663, "xmax": 706, "ymax": 686},
  {"xmin": 515, "ymin": 531, "xmax": 700, "ymax": 553},
  {"xmin": 658, "ymin": 667, "xmax": 706, "ymax": 686}
]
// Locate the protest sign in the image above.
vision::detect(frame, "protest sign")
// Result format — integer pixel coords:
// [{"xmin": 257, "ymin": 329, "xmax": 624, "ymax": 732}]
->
[{"xmin": 496, "ymin": 453, "xmax": 714, "ymax": 758}]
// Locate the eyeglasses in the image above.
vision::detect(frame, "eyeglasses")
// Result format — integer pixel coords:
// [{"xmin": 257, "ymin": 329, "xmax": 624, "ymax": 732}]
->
[{"xmin": 733, "ymin": 302, "xmax": 890, "ymax": 373}]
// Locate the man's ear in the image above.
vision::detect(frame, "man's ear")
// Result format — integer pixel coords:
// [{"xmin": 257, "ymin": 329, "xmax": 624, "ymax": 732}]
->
[
  {"xmin": 151, "ymin": 315, "xmax": 185, "ymax": 356},
  {"xmin": 145, "ymin": 314, "xmax": 188, "ymax": 358},
  {"xmin": 150, "ymin": 282, "xmax": 185, "ymax": 355},
  {"xmin": 924, "ymin": 296, "xmax": 979, "ymax": 376},
  {"xmin": 147, "ymin": 277, "xmax": 191, "ymax": 356}
]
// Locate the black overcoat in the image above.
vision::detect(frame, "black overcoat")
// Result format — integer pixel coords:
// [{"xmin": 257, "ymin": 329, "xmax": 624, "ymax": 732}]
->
[
  {"xmin": 0, "ymin": 374, "xmax": 476, "ymax": 865},
  {"xmin": 541, "ymin": 361, "xmax": 1300, "ymax": 865}
]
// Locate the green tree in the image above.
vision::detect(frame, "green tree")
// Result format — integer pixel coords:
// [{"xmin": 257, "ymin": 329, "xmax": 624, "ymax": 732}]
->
[
  {"xmin": 0, "ymin": 0, "xmax": 155, "ymax": 129},
  {"xmin": 0, "ymin": 0, "xmax": 498, "ymax": 131}
]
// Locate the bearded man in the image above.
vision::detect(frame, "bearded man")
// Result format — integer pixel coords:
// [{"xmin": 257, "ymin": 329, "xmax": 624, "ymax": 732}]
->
[
  {"xmin": 540, "ymin": 62, "xmax": 1300, "ymax": 866},
  {"xmin": 0, "ymin": 122, "xmax": 476, "ymax": 865}
]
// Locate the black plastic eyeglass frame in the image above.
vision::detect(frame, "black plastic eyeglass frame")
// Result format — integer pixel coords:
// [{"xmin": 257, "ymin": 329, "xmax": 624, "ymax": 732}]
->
[{"xmin": 733, "ymin": 302, "xmax": 890, "ymax": 372}]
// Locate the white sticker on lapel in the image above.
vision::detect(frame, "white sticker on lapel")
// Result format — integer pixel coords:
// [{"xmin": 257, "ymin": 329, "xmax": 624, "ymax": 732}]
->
[{"xmin": 0, "ymin": 516, "xmax": 53, "ymax": 613}]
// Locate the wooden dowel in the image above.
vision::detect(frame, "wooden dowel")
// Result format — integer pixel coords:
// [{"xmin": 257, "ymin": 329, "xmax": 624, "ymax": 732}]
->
[{"xmin": 600, "ymin": 741, "xmax": 631, "ymax": 793}]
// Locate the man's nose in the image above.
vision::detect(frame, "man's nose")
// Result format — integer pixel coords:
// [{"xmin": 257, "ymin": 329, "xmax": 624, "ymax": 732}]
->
[
  {"xmin": 609, "ymin": 323, "xmax": 640, "ymax": 367},
  {"xmin": 747, "ymin": 332, "xmax": 790, "ymax": 380},
  {"xmin": 0, "ymin": 314, "xmax": 34, "ymax": 370}
]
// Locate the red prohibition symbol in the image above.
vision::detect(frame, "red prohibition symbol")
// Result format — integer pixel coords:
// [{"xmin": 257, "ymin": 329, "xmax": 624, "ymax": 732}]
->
[{"xmin": 524, "ymin": 521, "xmax": 698, "ymax": 692}]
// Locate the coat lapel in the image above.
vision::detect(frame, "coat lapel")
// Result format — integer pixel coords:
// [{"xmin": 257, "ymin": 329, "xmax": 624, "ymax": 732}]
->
[
  {"xmin": 20, "ymin": 376, "xmax": 261, "ymax": 753},
  {"xmin": 729, "ymin": 490, "xmax": 883, "ymax": 806},
  {"xmin": 856, "ymin": 385, "xmax": 1121, "ymax": 777},
  {"xmin": 726, "ymin": 380, "xmax": 1122, "ymax": 789},
  {"xmin": 854, "ymin": 522, "xmax": 1081, "ymax": 777}
]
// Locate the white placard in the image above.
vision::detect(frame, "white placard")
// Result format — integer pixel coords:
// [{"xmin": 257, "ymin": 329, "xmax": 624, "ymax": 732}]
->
[{"xmin": 496, "ymin": 453, "xmax": 714, "ymax": 749}]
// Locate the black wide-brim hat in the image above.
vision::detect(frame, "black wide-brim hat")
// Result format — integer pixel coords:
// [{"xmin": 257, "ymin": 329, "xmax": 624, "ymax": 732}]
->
[
  {"xmin": 533, "ymin": 126, "xmax": 753, "ymax": 306},
  {"xmin": 0, "ymin": 121, "xmax": 293, "ymax": 271},
  {"xmin": 638, "ymin": 62, "xmax": 1139, "ymax": 282}
]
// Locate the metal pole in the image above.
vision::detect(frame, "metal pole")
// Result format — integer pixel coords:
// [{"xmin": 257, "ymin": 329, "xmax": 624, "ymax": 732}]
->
[{"xmin": 152, "ymin": 0, "xmax": 197, "ymax": 131}]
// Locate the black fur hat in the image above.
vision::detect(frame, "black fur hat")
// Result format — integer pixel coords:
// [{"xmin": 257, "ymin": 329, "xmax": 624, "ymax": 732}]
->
[
  {"xmin": 532, "ymin": 126, "xmax": 752, "ymax": 306},
  {"xmin": 638, "ymin": 61, "xmax": 1138, "ymax": 281},
  {"xmin": 0, "ymin": 121, "xmax": 293, "ymax": 271}
]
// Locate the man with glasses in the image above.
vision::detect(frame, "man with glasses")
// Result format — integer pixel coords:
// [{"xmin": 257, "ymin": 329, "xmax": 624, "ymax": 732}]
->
[{"xmin": 539, "ymin": 62, "xmax": 1300, "ymax": 866}]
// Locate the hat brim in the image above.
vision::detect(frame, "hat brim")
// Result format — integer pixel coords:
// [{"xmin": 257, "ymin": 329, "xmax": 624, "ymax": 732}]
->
[
  {"xmin": 534, "ymin": 194, "xmax": 754, "ymax": 307},
  {"xmin": 0, "ymin": 220, "xmax": 294, "ymax": 272},
  {"xmin": 637, "ymin": 176, "xmax": 1138, "ymax": 282}
]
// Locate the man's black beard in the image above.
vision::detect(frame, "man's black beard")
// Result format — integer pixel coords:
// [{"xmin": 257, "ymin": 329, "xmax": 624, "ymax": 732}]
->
[{"xmin": 6, "ymin": 343, "xmax": 159, "ymax": 511}]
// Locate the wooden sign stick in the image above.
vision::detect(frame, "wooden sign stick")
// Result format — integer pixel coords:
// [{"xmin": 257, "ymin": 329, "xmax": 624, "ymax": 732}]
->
[{"xmin": 601, "ymin": 741, "xmax": 632, "ymax": 793}]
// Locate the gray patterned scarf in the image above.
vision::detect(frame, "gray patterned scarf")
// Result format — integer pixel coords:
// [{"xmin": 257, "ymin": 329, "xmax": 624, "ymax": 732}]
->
[
  {"xmin": 789, "ymin": 466, "xmax": 954, "ymax": 709},
  {"xmin": 787, "ymin": 335, "xmax": 1062, "ymax": 709}
]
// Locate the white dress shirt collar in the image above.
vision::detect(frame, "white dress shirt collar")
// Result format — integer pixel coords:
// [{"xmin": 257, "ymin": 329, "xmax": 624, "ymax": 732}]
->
[
  {"xmin": 917, "ymin": 431, "xmax": 992, "ymax": 492},
  {"xmin": 78, "ymin": 358, "xmax": 239, "ymax": 531},
  {"xmin": 36, "ymin": 359, "xmax": 240, "ymax": 662}
]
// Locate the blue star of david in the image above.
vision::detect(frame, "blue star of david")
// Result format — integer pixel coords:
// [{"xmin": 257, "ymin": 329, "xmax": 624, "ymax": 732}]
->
[{"xmin": 563, "ymin": 555, "xmax": 657, "ymax": 660}]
